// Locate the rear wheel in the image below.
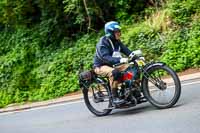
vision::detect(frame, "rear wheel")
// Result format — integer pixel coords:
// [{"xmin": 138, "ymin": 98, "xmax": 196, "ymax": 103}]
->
[
  {"xmin": 142, "ymin": 64, "xmax": 181, "ymax": 109},
  {"xmin": 83, "ymin": 78, "xmax": 112, "ymax": 116}
]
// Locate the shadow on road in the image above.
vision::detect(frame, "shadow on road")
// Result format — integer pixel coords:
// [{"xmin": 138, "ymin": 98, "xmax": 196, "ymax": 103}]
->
[
  {"xmin": 111, "ymin": 103, "xmax": 154, "ymax": 116},
  {"xmin": 110, "ymin": 102, "xmax": 184, "ymax": 117}
]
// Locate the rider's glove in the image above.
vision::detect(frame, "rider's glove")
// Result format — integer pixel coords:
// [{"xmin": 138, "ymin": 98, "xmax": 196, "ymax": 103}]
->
[
  {"xmin": 129, "ymin": 50, "xmax": 142, "ymax": 59},
  {"xmin": 120, "ymin": 58, "xmax": 128, "ymax": 63}
]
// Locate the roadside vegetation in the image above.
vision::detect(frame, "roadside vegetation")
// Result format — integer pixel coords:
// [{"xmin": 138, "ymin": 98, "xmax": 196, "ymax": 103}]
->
[{"xmin": 0, "ymin": 0, "xmax": 199, "ymax": 107}]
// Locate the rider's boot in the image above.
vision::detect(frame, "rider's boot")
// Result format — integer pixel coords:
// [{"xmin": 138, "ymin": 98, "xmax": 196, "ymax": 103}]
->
[{"xmin": 112, "ymin": 88, "xmax": 125, "ymax": 105}]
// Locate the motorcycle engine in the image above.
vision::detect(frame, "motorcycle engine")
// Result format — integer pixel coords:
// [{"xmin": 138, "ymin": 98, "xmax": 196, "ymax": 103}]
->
[
  {"xmin": 118, "ymin": 66, "xmax": 140, "ymax": 105},
  {"xmin": 118, "ymin": 81, "xmax": 138, "ymax": 105}
]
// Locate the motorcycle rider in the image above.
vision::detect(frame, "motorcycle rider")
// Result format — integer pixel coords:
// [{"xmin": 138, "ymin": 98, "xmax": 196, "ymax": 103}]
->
[{"xmin": 93, "ymin": 21, "xmax": 136, "ymax": 105}]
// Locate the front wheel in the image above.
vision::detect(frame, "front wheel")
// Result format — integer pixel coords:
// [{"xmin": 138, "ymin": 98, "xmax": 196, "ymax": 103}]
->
[{"xmin": 142, "ymin": 64, "xmax": 181, "ymax": 109}]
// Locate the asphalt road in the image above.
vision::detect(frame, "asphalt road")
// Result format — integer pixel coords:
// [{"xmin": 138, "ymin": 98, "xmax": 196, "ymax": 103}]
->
[{"xmin": 1, "ymin": 79, "xmax": 200, "ymax": 133}]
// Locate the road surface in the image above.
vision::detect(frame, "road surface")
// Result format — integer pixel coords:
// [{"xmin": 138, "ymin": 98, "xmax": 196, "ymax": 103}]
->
[{"xmin": 0, "ymin": 79, "xmax": 200, "ymax": 133}]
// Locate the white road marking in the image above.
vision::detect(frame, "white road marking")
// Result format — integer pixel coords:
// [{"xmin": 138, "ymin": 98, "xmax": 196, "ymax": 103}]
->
[
  {"xmin": 0, "ymin": 100, "xmax": 84, "ymax": 116},
  {"xmin": 181, "ymin": 80, "xmax": 200, "ymax": 86}
]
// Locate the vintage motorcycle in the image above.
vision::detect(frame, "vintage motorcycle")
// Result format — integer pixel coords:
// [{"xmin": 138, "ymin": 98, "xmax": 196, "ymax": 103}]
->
[{"xmin": 79, "ymin": 50, "xmax": 181, "ymax": 116}]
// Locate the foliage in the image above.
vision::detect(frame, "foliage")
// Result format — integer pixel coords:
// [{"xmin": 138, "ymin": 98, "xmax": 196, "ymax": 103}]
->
[
  {"xmin": 122, "ymin": 22, "xmax": 167, "ymax": 61},
  {"xmin": 167, "ymin": 0, "xmax": 200, "ymax": 25},
  {"xmin": 0, "ymin": 28, "xmax": 99, "ymax": 107},
  {"xmin": 160, "ymin": 19, "xmax": 200, "ymax": 71}
]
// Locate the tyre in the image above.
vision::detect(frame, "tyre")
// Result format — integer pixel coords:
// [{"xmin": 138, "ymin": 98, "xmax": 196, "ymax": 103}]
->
[
  {"xmin": 83, "ymin": 78, "xmax": 112, "ymax": 116},
  {"xmin": 142, "ymin": 64, "xmax": 181, "ymax": 109}
]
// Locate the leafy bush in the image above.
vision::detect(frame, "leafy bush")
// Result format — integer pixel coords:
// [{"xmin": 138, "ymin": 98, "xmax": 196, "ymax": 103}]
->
[
  {"xmin": 0, "ymin": 29, "xmax": 99, "ymax": 107},
  {"xmin": 160, "ymin": 19, "xmax": 200, "ymax": 71},
  {"xmin": 167, "ymin": 0, "xmax": 200, "ymax": 25},
  {"xmin": 122, "ymin": 22, "xmax": 167, "ymax": 61}
]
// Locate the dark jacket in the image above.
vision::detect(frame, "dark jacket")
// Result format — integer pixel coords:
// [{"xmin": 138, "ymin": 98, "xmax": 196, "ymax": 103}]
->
[{"xmin": 93, "ymin": 36, "xmax": 131, "ymax": 67}]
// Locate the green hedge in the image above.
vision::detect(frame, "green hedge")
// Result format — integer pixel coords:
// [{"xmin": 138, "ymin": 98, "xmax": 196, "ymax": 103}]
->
[
  {"xmin": 0, "ymin": 29, "xmax": 99, "ymax": 107},
  {"xmin": 161, "ymin": 19, "xmax": 200, "ymax": 71}
]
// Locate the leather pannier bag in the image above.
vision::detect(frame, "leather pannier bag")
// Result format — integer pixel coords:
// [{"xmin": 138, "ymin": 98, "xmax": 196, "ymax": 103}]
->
[{"xmin": 79, "ymin": 70, "xmax": 96, "ymax": 88}]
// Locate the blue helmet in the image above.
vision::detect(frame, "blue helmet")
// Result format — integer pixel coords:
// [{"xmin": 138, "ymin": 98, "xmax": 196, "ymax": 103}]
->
[{"xmin": 104, "ymin": 21, "xmax": 121, "ymax": 36}]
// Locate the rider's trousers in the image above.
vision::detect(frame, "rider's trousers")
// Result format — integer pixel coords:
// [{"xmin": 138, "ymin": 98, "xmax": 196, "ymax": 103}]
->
[{"xmin": 94, "ymin": 64, "xmax": 129, "ymax": 90}]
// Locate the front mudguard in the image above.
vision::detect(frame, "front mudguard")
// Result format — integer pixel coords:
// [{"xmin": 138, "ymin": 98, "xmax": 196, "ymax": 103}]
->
[{"xmin": 142, "ymin": 62, "xmax": 166, "ymax": 72}]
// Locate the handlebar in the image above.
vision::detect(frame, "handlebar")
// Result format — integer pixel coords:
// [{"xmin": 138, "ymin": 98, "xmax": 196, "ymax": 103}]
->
[
  {"xmin": 113, "ymin": 56, "xmax": 145, "ymax": 67},
  {"xmin": 113, "ymin": 62, "xmax": 126, "ymax": 67},
  {"xmin": 113, "ymin": 59, "xmax": 133, "ymax": 67}
]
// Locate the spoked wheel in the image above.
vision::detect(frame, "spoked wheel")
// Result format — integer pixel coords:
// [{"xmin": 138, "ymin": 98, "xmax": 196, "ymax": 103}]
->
[
  {"xmin": 142, "ymin": 64, "xmax": 181, "ymax": 109},
  {"xmin": 82, "ymin": 78, "xmax": 112, "ymax": 116}
]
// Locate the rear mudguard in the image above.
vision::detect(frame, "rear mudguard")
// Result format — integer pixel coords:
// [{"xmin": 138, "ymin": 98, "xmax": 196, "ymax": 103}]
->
[{"xmin": 80, "ymin": 77, "xmax": 108, "ymax": 92}]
